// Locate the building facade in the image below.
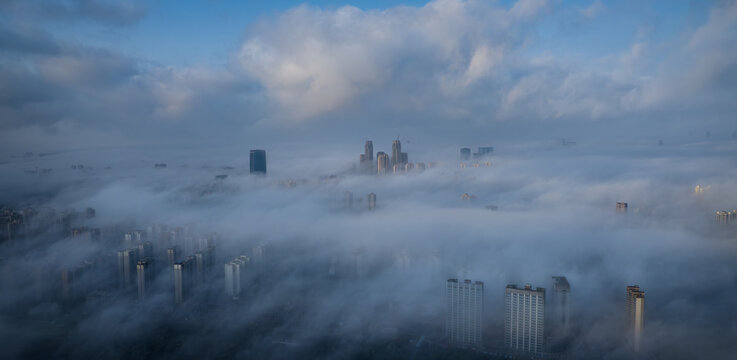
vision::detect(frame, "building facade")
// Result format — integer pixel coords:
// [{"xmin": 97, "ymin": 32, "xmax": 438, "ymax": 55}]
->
[
  {"xmin": 446, "ymin": 279, "xmax": 484, "ymax": 347},
  {"xmin": 505, "ymin": 283, "xmax": 545, "ymax": 355},
  {"xmin": 550, "ymin": 276, "xmax": 570, "ymax": 336},
  {"xmin": 626, "ymin": 285, "xmax": 645, "ymax": 352},
  {"xmin": 249, "ymin": 149, "xmax": 267, "ymax": 174}
]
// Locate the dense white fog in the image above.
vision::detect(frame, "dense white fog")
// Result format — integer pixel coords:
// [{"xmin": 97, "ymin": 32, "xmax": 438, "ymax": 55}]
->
[{"xmin": 1, "ymin": 138, "xmax": 735, "ymax": 358}]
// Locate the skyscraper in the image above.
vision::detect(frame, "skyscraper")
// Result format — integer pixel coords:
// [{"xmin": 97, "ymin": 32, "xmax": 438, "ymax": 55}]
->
[
  {"xmin": 550, "ymin": 276, "xmax": 570, "ymax": 336},
  {"xmin": 377, "ymin": 152, "xmax": 390, "ymax": 175},
  {"xmin": 225, "ymin": 255, "xmax": 249, "ymax": 300},
  {"xmin": 367, "ymin": 193, "xmax": 376, "ymax": 211},
  {"xmin": 252, "ymin": 245, "xmax": 264, "ymax": 273},
  {"xmin": 446, "ymin": 279, "xmax": 484, "ymax": 347},
  {"xmin": 249, "ymin": 149, "xmax": 267, "ymax": 174},
  {"xmin": 173, "ymin": 257, "xmax": 194, "ymax": 304},
  {"xmin": 626, "ymin": 285, "xmax": 645, "ymax": 352},
  {"xmin": 137, "ymin": 258, "xmax": 154, "ymax": 300},
  {"xmin": 117, "ymin": 248, "xmax": 139, "ymax": 288},
  {"xmin": 460, "ymin": 148, "xmax": 471, "ymax": 161},
  {"xmin": 365, "ymin": 141, "xmax": 374, "ymax": 161},
  {"xmin": 391, "ymin": 140, "xmax": 402, "ymax": 166},
  {"xmin": 505, "ymin": 283, "xmax": 545, "ymax": 355},
  {"xmin": 360, "ymin": 140, "xmax": 375, "ymax": 174}
]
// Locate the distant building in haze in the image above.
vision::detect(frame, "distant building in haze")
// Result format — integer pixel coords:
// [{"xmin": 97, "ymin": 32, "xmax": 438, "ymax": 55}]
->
[
  {"xmin": 365, "ymin": 141, "xmax": 374, "ymax": 161},
  {"xmin": 392, "ymin": 140, "xmax": 402, "ymax": 167},
  {"xmin": 117, "ymin": 248, "xmax": 139, "ymax": 288},
  {"xmin": 446, "ymin": 279, "xmax": 484, "ymax": 347},
  {"xmin": 249, "ymin": 150, "xmax": 267, "ymax": 174},
  {"xmin": 367, "ymin": 193, "xmax": 376, "ymax": 211},
  {"xmin": 616, "ymin": 202, "xmax": 628, "ymax": 213},
  {"xmin": 136, "ymin": 259, "xmax": 154, "ymax": 300},
  {"xmin": 460, "ymin": 148, "xmax": 471, "ymax": 161},
  {"xmin": 377, "ymin": 152, "xmax": 390, "ymax": 175},
  {"xmin": 360, "ymin": 141, "xmax": 374, "ymax": 174},
  {"xmin": 550, "ymin": 276, "xmax": 571, "ymax": 336},
  {"xmin": 225, "ymin": 255, "xmax": 249, "ymax": 300},
  {"xmin": 626, "ymin": 285, "xmax": 645, "ymax": 352},
  {"xmin": 473, "ymin": 146, "xmax": 494, "ymax": 159},
  {"xmin": 173, "ymin": 257, "xmax": 195, "ymax": 304},
  {"xmin": 505, "ymin": 283, "xmax": 545, "ymax": 355}
]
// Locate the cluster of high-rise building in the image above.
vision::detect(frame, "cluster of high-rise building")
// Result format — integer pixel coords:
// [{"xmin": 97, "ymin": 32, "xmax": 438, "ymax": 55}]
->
[
  {"xmin": 459, "ymin": 146, "xmax": 493, "ymax": 161},
  {"xmin": 359, "ymin": 140, "xmax": 428, "ymax": 175},
  {"xmin": 446, "ymin": 277, "xmax": 646, "ymax": 356},
  {"xmin": 715, "ymin": 210, "xmax": 737, "ymax": 224},
  {"xmin": 171, "ymin": 246, "xmax": 216, "ymax": 304},
  {"xmin": 342, "ymin": 191, "xmax": 377, "ymax": 211},
  {"xmin": 1, "ymin": 206, "xmax": 98, "ymax": 243}
]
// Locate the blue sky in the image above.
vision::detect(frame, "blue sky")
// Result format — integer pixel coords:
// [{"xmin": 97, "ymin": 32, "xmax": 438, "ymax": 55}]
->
[{"xmin": 35, "ymin": 1, "xmax": 712, "ymax": 66}]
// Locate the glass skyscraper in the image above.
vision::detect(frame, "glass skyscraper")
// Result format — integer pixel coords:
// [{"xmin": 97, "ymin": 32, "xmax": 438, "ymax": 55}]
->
[{"xmin": 250, "ymin": 149, "xmax": 266, "ymax": 174}]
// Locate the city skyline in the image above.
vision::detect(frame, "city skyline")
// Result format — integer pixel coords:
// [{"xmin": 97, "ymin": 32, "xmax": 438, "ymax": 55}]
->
[{"xmin": 1, "ymin": 0, "xmax": 737, "ymax": 359}]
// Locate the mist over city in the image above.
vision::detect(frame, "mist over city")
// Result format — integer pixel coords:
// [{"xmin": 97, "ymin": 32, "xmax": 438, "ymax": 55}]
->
[{"xmin": 1, "ymin": 1, "xmax": 736, "ymax": 359}]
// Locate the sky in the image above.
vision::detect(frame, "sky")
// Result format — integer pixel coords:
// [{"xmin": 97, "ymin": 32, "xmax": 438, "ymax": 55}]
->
[{"xmin": 0, "ymin": 0, "xmax": 735, "ymax": 154}]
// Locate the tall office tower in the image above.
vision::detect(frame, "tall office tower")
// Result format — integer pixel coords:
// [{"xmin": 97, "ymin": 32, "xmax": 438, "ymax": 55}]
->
[
  {"xmin": 460, "ymin": 148, "xmax": 471, "ymax": 161},
  {"xmin": 137, "ymin": 241, "xmax": 153, "ymax": 259},
  {"xmin": 136, "ymin": 259, "xmax": 154, "ymax": 300},
  {"xmin": 367, "ymin": 193, "xmax": 376, "ymax": 211},
  {"xmin": 550, "ymin": 276, "xmax": 571, "ymax": 336},
  {"xmin": 626, "ymin": 285, "xmax": 645, "ymax": 352},
  {"xmin": 117, "ymin": 248, "xmax": 139, "ymax": 288},
  {"xmin": 377, "ymin": 152, "xmax": 390, "ymax": 175},
  {"xmin": 252, "ymin": 245, "xmax": 264, "ymax": 272},
  {"xmin": 359, "ymin": 154, "xmax": 368, "ymax": 173},
  {"xmin": 716, "ymin": 211, "xmax": 730, "ymax": 224},
  {"xmin": 365, "ymin": 141, "xmax": 374, "ymax": 161},
  {"xmin": 167, "ymin": 247, "xmax": 181, "ymax": 268},
  {"xmin": 446, "ymin": 279, "xmax": 484, "ymax": 347},
  {"xmin": 391, "ymin": 140, "xmax": 402, "ymax": 166},
  {"xmin": 400, "ymin": 152, "xmax": 408, "ymax": 164},
  {"xmin": 616, "ymin": 202, "xmax": 628, "ymax": 213},
  {"xmin": 194, "ymin": 252, "xmax": 206, "ymax": 284},
  {"xmin": 249, "ymin": 149, "xmax": 267, "ymax": 174},
  {"xmin": 224, "ymin": 255, "xmax": 249, "ymax": 300},
  {"xmin": 173, "ymin": 257, "xmax": 194, "ymax": 304},
  {"xmin": 505, "ymin": 284, "xmax": 545, "ymax": 355},
  {"xmin": 344, "ymin": 191, "xmax": 354, "ymax": 209}
]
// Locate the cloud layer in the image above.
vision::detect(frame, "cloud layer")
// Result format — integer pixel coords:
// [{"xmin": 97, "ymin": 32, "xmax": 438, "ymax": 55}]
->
[{"xmin": 0, "ymin": 0, "xmax": 736, "ymax": 154}]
